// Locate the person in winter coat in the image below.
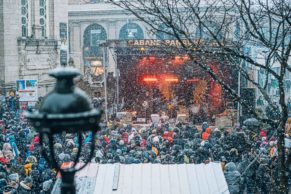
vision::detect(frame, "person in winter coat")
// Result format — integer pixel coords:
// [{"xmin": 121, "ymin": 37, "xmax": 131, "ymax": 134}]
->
[
  {"xmin": 201, "ymin": 128, "xmax": 211, "ymax": 140},
  {"xmin": 229, "ymin": 148, "xmax": 240, "ymax": 164},
  {"xmin": 224, "ymin": 162, "xmax": 242, "ymax": 194},
  {"xmin": 7, "ymin": 173, "xmax": 19, "ymax": 189},
  {"xmin": 40, "ymin": 179, "xmax": 53, "ymax": 194},
  {"xmin": 18, "ymin": 176, "xmax": 33, "ymax": 194},
  {"xmin": 256, "ymin": 162, "xmax": 272, "ymax": 194},
  {"xmin": 0, "ymin": 178, "xmax": 7, "ymax": 194},
  {"xmin": 285, "ymin": 118, "xmax": 291, "ymax": 136},
  {"xmin": 0, "ymin": 151, "xmax": 9, "ymax": 165},
  {"xmin": 24, "ymin": 161, "xmax": 32, "ymax": 176},
  {"xmin": 2, "ymin": 143, "xmax": 14, "ymax": 163},
  {"xmin": 237, "ymin": 154, "xmax": 259, "ymax": 193},
  {"xmin": 7, "ymin": 134, "xmax": 19, "ymax": 160},
  {"xmin": 201, "ymin": 122, "xmax": 209, "ymax": 132}
]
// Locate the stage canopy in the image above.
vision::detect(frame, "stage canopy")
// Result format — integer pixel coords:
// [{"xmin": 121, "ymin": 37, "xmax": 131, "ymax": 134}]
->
[{"xmin": 52, "ymin": 162, "xmax": 229, "ymax": 194}]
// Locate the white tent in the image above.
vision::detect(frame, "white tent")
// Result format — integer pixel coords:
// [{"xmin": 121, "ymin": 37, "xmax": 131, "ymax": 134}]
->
[{"xmin": 52, "ymin": 162, "xmax": 229, "ymax": 194}]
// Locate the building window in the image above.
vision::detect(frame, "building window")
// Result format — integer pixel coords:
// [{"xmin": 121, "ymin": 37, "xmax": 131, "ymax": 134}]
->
[
  {"xmin": 90, "ymin": 29, "xmax": 103, "ymax": 46},
  {"xmin": 21, "ymin": 0, "xmax": 28, "ymax": 37},
  {"xmin": 119, "ymin": 23, "xmax": 144, "ymax": 40},
  {"xmin": 83, "ymin": 24, "xmax": 107, "ymax": 59},
  {"xmin": 39, "ymin": 0, "xmax": 46, "ymax": 37}
]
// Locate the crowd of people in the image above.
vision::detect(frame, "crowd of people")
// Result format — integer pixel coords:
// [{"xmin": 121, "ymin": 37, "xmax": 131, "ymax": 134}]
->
[
  {"xmin": 0, "ymin": 97, "xmax": 56, "ymax": 194},
  {"xmin": 0, "ymin": 95, "xmax": 291, "ymax": 193}
]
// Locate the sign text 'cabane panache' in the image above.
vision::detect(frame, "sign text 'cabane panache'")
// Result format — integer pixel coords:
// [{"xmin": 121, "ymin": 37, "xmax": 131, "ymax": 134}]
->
[{"xmin": 127, "ymin": 39, "xmax": 220, "ymax": 47}]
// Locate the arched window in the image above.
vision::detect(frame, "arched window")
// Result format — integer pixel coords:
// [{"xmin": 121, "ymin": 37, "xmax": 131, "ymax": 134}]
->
[
  {"xmin": 83, "ymin": 24, "xmax": 107, "ymax": 60},
  {"xmin": 21, "ymin": 0, "xmax": 29, "ymax": 37},
  {"xmin": 156, "ymin": 24, "xmax": 175, "ymax": 40},
  {"xmin": 119, "ymin": 23, "xmax": 144, "ymax": 40}
]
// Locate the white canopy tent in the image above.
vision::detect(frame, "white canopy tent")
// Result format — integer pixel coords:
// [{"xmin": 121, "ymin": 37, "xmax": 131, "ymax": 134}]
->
[{"xmin": 52, "ymin": 162, "xmax": 229, "ymax": 194}]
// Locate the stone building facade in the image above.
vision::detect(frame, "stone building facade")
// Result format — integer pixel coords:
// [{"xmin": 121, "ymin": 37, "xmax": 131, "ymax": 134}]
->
[{"xmin": 0, "ymin": 0, "xmax": 68, "ymax": 97}]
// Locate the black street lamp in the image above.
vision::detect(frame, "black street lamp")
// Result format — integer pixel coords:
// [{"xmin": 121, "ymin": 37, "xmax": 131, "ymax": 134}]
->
[{"xmin": 25, "ymin": 65, "xmax": 102, "ymax": 194}]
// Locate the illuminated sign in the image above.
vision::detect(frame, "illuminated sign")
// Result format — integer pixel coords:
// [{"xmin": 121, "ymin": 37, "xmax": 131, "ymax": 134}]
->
[{"xmin": 127, "ymin": 39, "xmax": 221, "ymax": 47}]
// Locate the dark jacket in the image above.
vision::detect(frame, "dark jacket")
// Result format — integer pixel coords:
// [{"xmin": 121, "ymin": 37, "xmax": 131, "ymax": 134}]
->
[
  {"xmin": 224, "ymin": 162, "xmax": 241, "ymax": 194},
  {"xmin": 18, "ymin": 182, "xmax": 33, "ymax": 194}
]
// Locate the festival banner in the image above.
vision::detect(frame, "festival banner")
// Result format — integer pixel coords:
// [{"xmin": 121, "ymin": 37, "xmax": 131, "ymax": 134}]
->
[{"xmin": 16, "ymin": 80, "xmax": 38, "ymax": 102}]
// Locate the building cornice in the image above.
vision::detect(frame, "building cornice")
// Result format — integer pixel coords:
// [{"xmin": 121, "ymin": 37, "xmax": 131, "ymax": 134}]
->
[{"xmin": 69, "ymin": 9, "xmax": 129, "ymax": 17}]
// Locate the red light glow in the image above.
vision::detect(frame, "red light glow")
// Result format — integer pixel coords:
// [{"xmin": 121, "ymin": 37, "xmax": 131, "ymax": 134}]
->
[
  {"xmin": 165, "ymin": 78, "xmax": 179, "ymax": 82},
  {"xmin": 143, "ymin": 77, "xmax": 158, "ymax": 82}
]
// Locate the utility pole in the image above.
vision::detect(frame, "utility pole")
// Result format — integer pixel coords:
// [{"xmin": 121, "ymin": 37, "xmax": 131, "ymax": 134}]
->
[{"xmin": 103, "ymin": 46, "xmax": 108, "ymax": 122}]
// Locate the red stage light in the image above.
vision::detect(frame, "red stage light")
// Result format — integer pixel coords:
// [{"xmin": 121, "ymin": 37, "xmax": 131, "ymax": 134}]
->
[
  {"xmin": 165, "ymin": 78, "xmax": 179, "ymax": 82},
  {"xmin": 143, "ymin": 77, "xmax": 158, "ymax": 82}
]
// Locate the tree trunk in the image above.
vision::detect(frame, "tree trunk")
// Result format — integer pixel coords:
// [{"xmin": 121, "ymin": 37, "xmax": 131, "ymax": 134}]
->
[{"xmin": 278, "ymin": 79, "xmax": 289, "ymax": 194}]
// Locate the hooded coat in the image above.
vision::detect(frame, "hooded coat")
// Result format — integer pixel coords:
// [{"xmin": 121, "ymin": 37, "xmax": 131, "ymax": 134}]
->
[
  {"xmin": 201, "ymin": 128, "xmax": 211, "ymax": 140},
  {"xmin": 224, "ymin": 162, "xmax": 241, "ymax": 194},
  {"xmin": 18, "ymin": 183, "xmax": 32, "ymax": 194},
  {"xmin": 2, "ymin": 143, "xmax": 14, "ymax": 162}
]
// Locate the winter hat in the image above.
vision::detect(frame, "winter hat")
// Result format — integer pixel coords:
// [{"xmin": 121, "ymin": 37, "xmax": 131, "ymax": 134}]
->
[
  {"xmin": 225, "ymin": 162, "xmax": 237, "ymax": 171},
  {"xmin": 58, "ymin": 153, "xmax": 66, "ymax": 161},
  {"xmin": 153, "ymin": 136, "xmax": 159, "ymax": 143},
  {"xmin": 260, "ymin": 130, "xmax": 267, "ymax": 137},
  {"xmin": 54, "ymin": 143, "xmax": 62, "ymax": 150},
  {"xmin": 26, "ymin": 156, "xmax": 37, "ymax": 163},
  {"xmin": 65, "ymin": 133, "xmax": 74, "ymax": 139},
  {"xmin": 221, "ymin": 156, "xmax": 227, "ymax": 162},
  {"xmin": 8, "ymin": 174, "xmax": 19, "ymax": 183},
  {"xmin": 214, "ymin": 128, "xmax": 219, "ymax": 132},
  {"xmin": 269, "ymin": 141, "xmax": 275, "ymax": 147},
  {"xmin": 202, "ymin": 122, "xmax": 209, "ymax": 131},
  {"xmin": 23, "ymin": 176, "xmax": 33, "ymax": 185},
  {"xmin": 72, "ymin": 148, "xmax": 78, "ymax": 154},
  {"xmin": 2, "ymin": 143, "xmax": 12, "ymax": 151},
  {"xmin": 42, "ymin": 179, "xmax": 53, "ymax": 191},
  {"xmin": 119, "ymin": 140, "xmax": 125, "ymax": 146},
  {"xmin": 116, "ymin": 149, "xmax": 122, "ymax": 155},
  {"xmin": 33, "ymin": 136, "xmax": 39, "ymax": 143}
]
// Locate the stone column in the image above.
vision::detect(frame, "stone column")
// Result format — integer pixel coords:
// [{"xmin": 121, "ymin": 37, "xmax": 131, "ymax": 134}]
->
[
  {"xmin": 107, "ymin": 22, "xmax": 117, "ymax": 74},
  {"xmin": 70, "ymin": 22, "xmax": 82, "ymax": 71},
  {"xmin": 48, "ymin": 0, "xmax": 55, "ymax": 38}
]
